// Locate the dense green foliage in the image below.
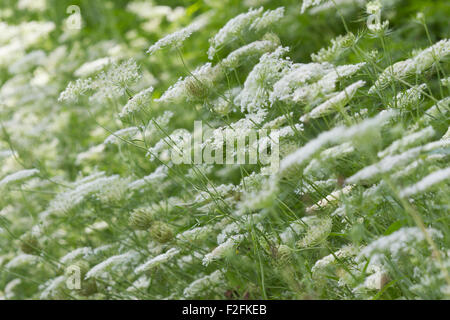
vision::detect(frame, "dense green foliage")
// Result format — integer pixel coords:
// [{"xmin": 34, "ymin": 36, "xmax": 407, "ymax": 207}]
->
[{"xmin": 0, "ymin": 0, "xmax": 449, "ymax": 300}]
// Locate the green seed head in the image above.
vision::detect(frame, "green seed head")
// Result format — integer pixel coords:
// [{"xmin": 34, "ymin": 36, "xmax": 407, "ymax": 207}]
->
[
  {"xmin": 129, "ymin": 207, "xmax": 155, "ymax": 230},
  {"xmin": 150, "ymin": 221, "xmax": 174, "ymax": 243}
]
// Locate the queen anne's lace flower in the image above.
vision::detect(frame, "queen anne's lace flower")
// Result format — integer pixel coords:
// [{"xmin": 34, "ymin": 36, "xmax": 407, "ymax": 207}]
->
[
  {"xmin": 235, "ymin": 46, "xmax": 291, "ymax": 112},
  {"xmin": 202, "ymin": 234, "xmax": 244, "ymax": 265},
  {"xmin": 119, "ymin": 86, "xmax": 153, "ymax": 117},
  {"xmin": 249, "ymin": 7, "xmax": 285, "ymax": 32},
  {"xmin": 183, "ymin": 270, "xmax": 225, "ymax": 298},
  {"xmin": 311, "ymin": 33, "xmax": 356, "ymax": 62},
  {"xmin": 135, "ymin": 248, "xmax": 180, "ymax": 273},
  {"xmin": 399, "ymin": 167, "xmax": 450, "ymax": 197},
  {"xmin": 369, "ymin": 39, "xmax": 450, "ymax": 92},
  {"xmin": 74, "ymin": 57, "xmax": 112, "ymax": 77},
  {"xmin": 0, "ymin": 169, "xmax": 39, "ymax": 187},
  {"xmin": 147, "ymin": 18, "xmax": 207, "ymax": 55},
  {"xmin": 208, "ymin": 7, "xmax": 264, "ymax": 59},
  {"xmin": 300, "ymin": 80, "xmax": 365, "ymax": 122}
]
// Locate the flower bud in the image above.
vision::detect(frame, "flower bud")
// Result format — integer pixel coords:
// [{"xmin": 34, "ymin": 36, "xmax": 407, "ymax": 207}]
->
[
  {"xmin": 129, "ymin": 207, "xmax": 155, "ymax": 230},
  {"xmin": 20, "ymin": 233, "xmax": 40, "ymax": 255},
  {"xmin": 150, "ymin": 221, "xmax": 174, "ymax": 243}
]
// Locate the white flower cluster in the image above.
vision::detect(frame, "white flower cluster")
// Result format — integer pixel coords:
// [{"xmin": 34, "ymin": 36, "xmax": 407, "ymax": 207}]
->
[
  {"xmin": 49, "ymin": 172, "xmax": 130, "ymax": 213},
  {"xmin": 135, "ymin": 248, "xmax": 180, "ymax": 273},
  {"xmin": 208, "ymin": 7, "xmax": 264, "ymax": 59},
  {"xmin": 0, "ymin": 169, "xmax": 39, "ymax": 188},
  {"xmin": 147, "ymin": 18, "xmax": 208, "ymax": 55},
  {"xmin": 388, "ymin": 83, "xmax": 427, "ymax": 109},
  {"xmin": 202, "ymin": 234, "xmax": 244, "ymax": 266},
  {"xmin": 119, "ymin": 86, "xmax": 154, "ymax": 117},
  {"xmin": 86, "ymin": 251, "xmax": 139, "ymax": 279},
  {"xmin": 347, "ymin": 138, "xmax": 449, "ymax": 183},
  {"xmin": 358, "ymin": 227, "xmax": 443, "ymax": 264},
  {"xmin": 59, "ymin": 59, "xmax": 141, "ymax": 103},
  {"xmin": 399, "ymin": 167, "xmax": 450, "ymax": 198},
  {"xmin": 311, "ymin": 33, "xmax": 356, "ymax": 62},
  {"xmin": 369, "ymin": 39, "xmax": 450, "ymax": 92},
  {"xmin": 74, "ymin": 57, "xmax": 112, "ymax": 77},
  {"xmin": 235, "ymin": 46, "xmax": 292, "ymax": 112},
  {"xmin": 1, "ymin": 1, "xmax": 449, "ymax": 300},
  {"xmin": 183, "ymin": 270, "xmax": 224, "ymax": 298},
  {"xmin": 155, "ymin": 63, "xmax": 221, "ymax": 103},
  {"xmin": 220, "ymin": 40, "xmax": 279, "ymax": 69}
]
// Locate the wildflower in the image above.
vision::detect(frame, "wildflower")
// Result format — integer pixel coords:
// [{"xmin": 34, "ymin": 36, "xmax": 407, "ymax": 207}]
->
[
  {"xmin": 377, "ymin": 126, "xmax": 435, "ymax": 158},
  {"xmin": 312, "ymin": 245, "xmax": 359, "ymax": 274},
  {"xmin": 296, "ymin": 179, "xmax": 338, "ymax": 196},
  {"xmin": 119, "ymin": 86, "xmax": 153, "ymax": 117},
  {"xmin": 4, "ymin": 279, "xmax": 22, "ymax": 299},
  {"xmin": 300, "ymin": 80, "xmax": 365, "ymax": 122},
  {"xmin": 276, "ymin": 244, "xmax": 293, "ymax": 265},
  {"xmin": 366, "ymin": 1, "xmax": 389, "ymax": 35},
  {"xmin": 441, "ymin": 76, "xmax": 450, "ymax": 87},
  {"xmin": 104, "ymin": 127, "xmax": 139, "ymax": 144},
  {"xmin": 369, "ymin": 39, "xmax": 450, "ymax": 92},
  {"xmin": 297, "ymin": 217, "xmax": 332, "ymax": 248},
  {"xmin": 359, "ymin": 266, "xmax": 390, "ymax": 291},
  {"xmin": 358, "ymin": 227, "xmax": 443, "ymax": 264},
  {"xmin": 147, "ymin": 129, "xmax": 191, "ymax": 161},
  {"xmin": 347, "ymin": 138, "xmax": 449, "ymax": 183},
  {"xmin": 60, "ymin": 247, "xmax": 93, "ymax": 264},
  {"xmin": 156, "ymin": 63, "xmax": 221, "ymax": 103},
  {"xmin": 91, "ymin": 59, "xmax": 141, "ymax": 102},
  {"xmin": 208, "ymin": 7, "xmax": 264, "ymax": 59},
  {"xmin": 149, "ymin": 221, "xmax": 174, "ymax": 243},
  {"xmin": 235, "ymin": 46, "xmax": 291, "ymax": 112},
  {"xmin": 5, "ymin": 254, "xmax": 39, "ymax": 269},
  {"xmin": 128, "ymin": 165, "xmax": 169, "ymax": 190},
  {"xmin": 202, "ymin": 234, "xmax": 244, "ymax": 266},
  {"xmin": 127, "ymin": 275, "xmax": 150, "ymax": 292},
  {"xmin": 9, "ymin": 50, "xmax": 46, "ymax": 74},
  {"xmin": 18, "ymin": 0, "xmax": 47, "ymax": 12},
  {"xmin": 95, "ymin": 176, "xmax": 131, "ymax": 204},
  {"xmin": 306, "ymin": 185, "xmax": 354, "ymax": 213},
  {"xmin": 183, "ymin": 270, "xmax": 225, "ymax": 298},
  {"xmin": 417, "ymin": 97, "xmax": 450, "ymax": 126},
  {"xmin": 176, "ymin": 226, "xmax": 212, "ymax": 242},
  {"xmin": 271, "ymin": 62, "xmax": 365, "ymax": 104},
  {"xmin": 311, "ymin": 33, "xmax": 356, "ymax": 62},
  {"xmin": 49, "ymin": 173, "xmax": 125, "ymax": 213},
  {"xmin": 147, "ymin": 19, "xmax": 206, "ymax": 55},
  {"xmin": 75, "ymin": 144, "xmax": 105, "ymax": 165},
  {"xmin": 280, "ymin": 111, "xmax": 396, "ymax": 174},
  {"xmin": 85, "ymin": 251, "xmax": 139, "ymax": 279},
  {"xmin": 301, "ymin": 0, "xmax": 329, "ymax": 14},
  {"xmin": 0, "ymin": 168, "xmax": 39, "ymax": 187},
  {"xmin": 210, "ymin": 87, "xmax": 241, "ymax": 115},
  {"xmin": 58, "ymin": 78, "xmax": 93, "ymax": 102},
  {"xmin": 271, "ymin": 62, "xmax": 333, "ymax": 102},
  {"xmin": 366, "ymin": 0, "xmax": 382, "ymax": 15},
  {"xmin": 39, "ymin": 276, "xmax": 65, "ymax": 299},
  {"xmin": 388, "ymin": 84, "xmax": 427, "ymax": 109},
  {"xmin": 249, "ymin": 7, "xmax": 285, "ymax": 33},
  {"xmin": 219, "ymin": 40, "xmax": 278, "ymax": 69},
  {"xmin": 399, "ymin": 167, "xmax": 450, "ymax": 198},
  {"xmin": 129, "ymin": 207, "xmax": 155, "ymax": 230},
  {"xmin": 237, "ymin": 177, "xmax": 278, "ymax": 214},
  {"xmin": 74, "ymin": 57, "xmax": 112, "ymax": 77},
  {"xmin": 135, "ymin": 248, "xmax": 180, "ymax": 273}
]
